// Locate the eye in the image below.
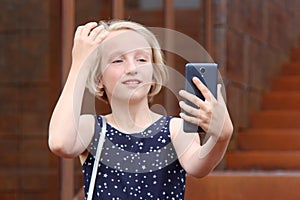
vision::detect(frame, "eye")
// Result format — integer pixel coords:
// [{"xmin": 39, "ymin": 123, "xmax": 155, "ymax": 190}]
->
[
  {"xmin": 112, "ymin": 59, "xmax": 123, "ymax": 64},
  {"xmin": 137, "ymin": 58, "xmax": 147, "ymax": 62}
]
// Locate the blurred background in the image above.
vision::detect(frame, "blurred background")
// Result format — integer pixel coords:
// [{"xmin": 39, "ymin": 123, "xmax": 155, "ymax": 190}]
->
[{"xmin": 1, "ymin": 0, "xmax": 300, "ymax": 199}]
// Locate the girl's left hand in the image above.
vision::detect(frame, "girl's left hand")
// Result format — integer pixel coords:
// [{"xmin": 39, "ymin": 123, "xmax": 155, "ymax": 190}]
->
[{"xmin": 179, "ymin": 77, "xmax": 233, "ymax": 141}]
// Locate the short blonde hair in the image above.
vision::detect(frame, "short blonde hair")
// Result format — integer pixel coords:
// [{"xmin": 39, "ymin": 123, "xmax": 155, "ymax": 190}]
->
[{"xmin": 86, "ymin": 19, "xmax": 168, "ymax": 102}]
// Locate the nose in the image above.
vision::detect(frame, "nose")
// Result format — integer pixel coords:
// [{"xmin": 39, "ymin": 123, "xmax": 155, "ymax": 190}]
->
[{"xmin": 124, "ymin": 59, "xmax": 137, "ymax": 74}]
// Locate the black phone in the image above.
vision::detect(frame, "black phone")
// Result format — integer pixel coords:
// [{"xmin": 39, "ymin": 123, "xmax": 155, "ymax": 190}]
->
[{"xmin": 183, "ymin": 63, "xmax": 218, "ymax": 133}]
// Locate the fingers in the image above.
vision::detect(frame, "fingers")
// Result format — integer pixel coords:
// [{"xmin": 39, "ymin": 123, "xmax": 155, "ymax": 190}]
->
[
  {"xmin": 74, "ymin": 26, "xmax": 84, "ymax": 40},
  {"xmin": 179, "ymin": 112, "xmax": 209, "ymax": 132},
  {"xmin": 71, "ymin": 22, "xmax": 109, "ymax": 69},
  {"xmin": 94, "ymin": 26, "xmax": 109, "ymax": 42},
  {"xmin": 217, "ymin": 83, "xmax": 225, "ymax": 104},
  {"xmin": 179, "ymin": 90, "xmax": 207, "ymax": 112},
  {"xmin": 74, "ymin": 22, "xmax": 96, "ymax": 39},
  {"xmin": 178, "ymin": 93, "xmax": 212, "ymax": 133},
  {"xmin": 179, "ymin": 79, "xmax": 232, "ymax": 141},
  {"xmin": 179, "ymin": 101, "xmax": 209, "ymax": 121},
  {"xmin": 81, "ymin": 22, "xmax": 98, "ymax": 37},
  {"xmin": 178, "ymin": 77, "xmax": 219, "ymax": 132},
  {"xmin": 74, "ymin": 22, "xmax": 108, "ymax": 42},
  {"xmin": 89, "ymin": 25, "xmax": 107, "ymax": 41},
  {"xmin": 192, "ymin": 77, "xmax": 213, "ymax": 102}
]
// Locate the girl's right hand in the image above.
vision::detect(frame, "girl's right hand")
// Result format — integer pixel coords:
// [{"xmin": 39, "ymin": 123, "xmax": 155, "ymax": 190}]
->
[{"xmin": 71, "ymin": 22, "xmax": 109, "ymax": 69}]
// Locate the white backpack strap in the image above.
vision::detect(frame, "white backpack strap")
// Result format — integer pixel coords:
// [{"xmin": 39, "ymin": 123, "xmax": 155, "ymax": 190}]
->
[{"xmin": 87, "ymin": 116, "xmax": 106, "ymax": 200}]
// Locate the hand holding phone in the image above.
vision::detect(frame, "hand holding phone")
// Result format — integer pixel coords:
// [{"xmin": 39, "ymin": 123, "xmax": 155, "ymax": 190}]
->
[{"xmin": 183, "ymin": 63, "xmax": 218, "ymax": 133}]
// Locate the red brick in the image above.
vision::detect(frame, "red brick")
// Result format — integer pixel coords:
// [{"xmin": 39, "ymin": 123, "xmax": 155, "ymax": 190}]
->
[
  {"xmin": 0, "ymin": 139, "xmax": 20, "ymax": 168},
  {"xmin": 0, "ymin": 169, "xmax": 19, "ymax": 191},
  {"xmin": 19, "ymin": 32, "xmax": 49, "ymax": 82},
  {"xmin": 20, "ymin": 139, "xmax": 50, "ymax": 168},
  {"xmin": 0, "ymin": 86, "xmax": 20, "ymax": 113}
]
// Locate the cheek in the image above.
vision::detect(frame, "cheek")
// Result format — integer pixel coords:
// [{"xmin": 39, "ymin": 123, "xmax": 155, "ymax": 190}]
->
[
  {"xmin": 101, "ymin": 67, "xmax": 123, "ymax": 88},
  {"xmin": 140, "ymin": 65, "xmax": 154, "ymax": 81}
]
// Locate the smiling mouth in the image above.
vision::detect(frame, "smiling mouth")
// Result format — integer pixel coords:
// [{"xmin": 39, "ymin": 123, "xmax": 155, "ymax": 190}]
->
[{"xmin": 122, "ymin": 80, "xmax": 142, "ymax": 85}]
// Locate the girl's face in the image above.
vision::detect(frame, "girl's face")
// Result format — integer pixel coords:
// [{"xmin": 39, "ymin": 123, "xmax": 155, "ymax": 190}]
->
[{"xmin": 99, "ymin": 30, "xmax": 154, "ymax": 103}]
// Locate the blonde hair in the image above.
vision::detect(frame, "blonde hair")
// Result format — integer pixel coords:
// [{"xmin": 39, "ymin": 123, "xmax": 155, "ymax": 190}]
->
[{"xmin": 86, "ymin": 19, "xmax": 168, "ymax": 102}]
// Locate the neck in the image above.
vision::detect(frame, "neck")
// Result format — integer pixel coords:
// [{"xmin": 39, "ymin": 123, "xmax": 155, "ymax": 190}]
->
[{"xmin": 107, "ymin": 97, "xmax": 160, "ymax": 133}]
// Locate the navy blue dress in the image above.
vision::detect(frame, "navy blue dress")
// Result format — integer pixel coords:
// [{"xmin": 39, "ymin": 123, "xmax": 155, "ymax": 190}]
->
[{"xmin": 82, "ymin": 115, "xmax": 187, "ymax": 199}]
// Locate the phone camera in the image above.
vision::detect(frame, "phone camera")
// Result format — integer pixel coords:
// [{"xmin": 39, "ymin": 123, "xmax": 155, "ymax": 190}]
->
[{"xmin": 200, "ymin": 67, "xmax": 205, "ymax": 74}]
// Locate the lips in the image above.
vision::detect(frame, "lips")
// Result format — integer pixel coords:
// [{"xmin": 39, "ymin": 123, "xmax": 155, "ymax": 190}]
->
[{"xmin": 122, "ymin": 79, "xmax": 142, "ymax": 85}]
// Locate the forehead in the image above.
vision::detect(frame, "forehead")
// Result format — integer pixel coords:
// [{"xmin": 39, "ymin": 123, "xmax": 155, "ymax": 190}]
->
[{"xmin": 101, "ymin": 29, "xmax": 151, "ymax": 57}]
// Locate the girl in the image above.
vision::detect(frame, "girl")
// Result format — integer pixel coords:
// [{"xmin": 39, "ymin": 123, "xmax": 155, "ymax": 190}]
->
[{"xmin": 48, "ymin": 20, "xmax": 233, "ymax": 199}]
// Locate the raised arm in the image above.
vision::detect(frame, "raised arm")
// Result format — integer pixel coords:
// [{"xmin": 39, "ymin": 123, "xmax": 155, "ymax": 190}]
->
[
  {"xmin": 172, "ymin": 78, "xmax": 233, "ymax": 177},
  {"xmin": 48, "ymin": 22, "xmax": 108, "ymax": 158}
]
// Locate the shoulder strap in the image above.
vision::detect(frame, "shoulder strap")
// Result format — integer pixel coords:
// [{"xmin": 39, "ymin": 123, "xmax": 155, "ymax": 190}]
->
[{"xmin": 87, "ymin": 116, "xmax": 106, "ymax": 200}]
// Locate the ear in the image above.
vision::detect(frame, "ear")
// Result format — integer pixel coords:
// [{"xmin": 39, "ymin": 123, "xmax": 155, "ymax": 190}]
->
[
  {"xmin": 152, "ymin": 75, "xmax": 157, "ymax": 85},
  {"xmin": 96, "ymin": 78, "xmax": 104, "ymax": 94},
  {"xmin": 97, "ymin": 77, "xmax": 104, "ymax": 89},
  {"xmin": 148, "ymin": 81, "xmax": 156, "ymax": 96}
]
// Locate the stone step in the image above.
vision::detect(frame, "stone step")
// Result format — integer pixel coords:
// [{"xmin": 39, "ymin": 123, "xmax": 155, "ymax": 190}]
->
[
  {"xmin": 185, "ymin": 171, "xmax": 300, "ymax": 200},
  {"xmin": 250, "ymin": 111, "xmax": 300, "ymax": 128},
  {"xmin": 281, "ymin": 62, "xmax": 300, "ymax": 75},
  {"xmin": 272, "ymin": 75, "xmax": 300, "ymax": 91},
  {"xmin": 261, "ymin": 91, "xmax": 300, "ymax": 110},
  {"xmin": 225, "ymin": 151, "xmax": 300, "ymax": 170},
  {"xmin": 237, "ymin": 129, "xmax": 300, "ymax": 151},
  {"xmin": 290, "ymin": 48, "xmax": 300, "ymax": 61}
]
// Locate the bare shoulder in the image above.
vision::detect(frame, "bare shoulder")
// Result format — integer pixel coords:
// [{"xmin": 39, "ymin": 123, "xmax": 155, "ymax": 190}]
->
[
  {"xmin": 169, "ymin": 116, "xmax": 199, "ymax": 164},
  {"xmin": 79, "ymin": 114, "xmax": 96, "ymax": 123},
  {"xmin": 78, "ymin": 114, "xmax": 96, "ymax": 139},
  {"xmin": 169, "ymin": 117, "xmax": 184, "ymax": 139}
]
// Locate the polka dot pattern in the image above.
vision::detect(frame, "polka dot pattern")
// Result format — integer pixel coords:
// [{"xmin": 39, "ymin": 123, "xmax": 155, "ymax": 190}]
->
[{"xmin": 82, "ymin": 116, "xmax": 186, "ymax": 199}]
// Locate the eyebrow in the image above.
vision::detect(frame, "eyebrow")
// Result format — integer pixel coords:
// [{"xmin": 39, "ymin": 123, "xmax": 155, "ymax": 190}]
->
[
  {"xmin": 107, "ymin": 48, "xmax": 152, "ymax": 60},
  {"xmin": 135, "ymin": 48, "xmax": 152, "ymax": 54}
]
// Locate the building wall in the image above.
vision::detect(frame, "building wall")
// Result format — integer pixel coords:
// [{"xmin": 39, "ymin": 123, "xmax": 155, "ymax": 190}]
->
[
  {"xmin": 0, "ymin": 0, "xmax": 59, "ymax": 199},
  {"xmin": 213, "ymin": 0, "xmax": 300, "ymax": 131}
]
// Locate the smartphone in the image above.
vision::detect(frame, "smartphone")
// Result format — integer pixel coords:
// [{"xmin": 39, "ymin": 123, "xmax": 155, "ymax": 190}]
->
[{"xmin": 183, "ymin": 63, "xmax": 218, "ymax": 133}]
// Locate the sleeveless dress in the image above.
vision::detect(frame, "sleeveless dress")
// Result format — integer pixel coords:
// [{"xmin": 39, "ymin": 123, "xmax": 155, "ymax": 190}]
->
[{"xmin": 82, "ymin": 115, "xmax": 187, "ymax": 200}]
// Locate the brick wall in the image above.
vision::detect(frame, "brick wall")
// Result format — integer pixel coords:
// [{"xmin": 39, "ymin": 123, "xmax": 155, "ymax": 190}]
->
[
  {"xmin": 0, "ymin": 0, "xmax": 59, "ymax": 199},
  {"xmin": 213, "ymin": 0, "xmax": 300, "ymax": 131}
]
